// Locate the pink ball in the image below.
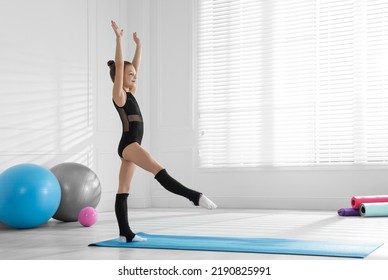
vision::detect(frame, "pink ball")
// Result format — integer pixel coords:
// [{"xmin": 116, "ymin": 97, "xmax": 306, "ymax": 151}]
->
[{"xmin": 78, "ymin": 207, "xmax": 98, "ymax": 227}]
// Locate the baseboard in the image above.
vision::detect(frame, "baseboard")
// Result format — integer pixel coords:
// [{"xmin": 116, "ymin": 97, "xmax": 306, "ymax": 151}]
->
[{"xmin": 150, "ymin": 196, "xmax": 348, "ymax": 210}]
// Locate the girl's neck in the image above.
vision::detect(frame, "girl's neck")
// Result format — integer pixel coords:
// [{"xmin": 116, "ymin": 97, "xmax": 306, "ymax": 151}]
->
[{"xmin": 123, "ymin": 87, "xmax": 135, "ymax": 93}]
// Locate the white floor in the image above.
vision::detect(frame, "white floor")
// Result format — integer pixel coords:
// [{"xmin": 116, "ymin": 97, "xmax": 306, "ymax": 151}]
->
[{"xmin": 0, "ymin": 208, "xmax": 387, "ymax": 260}]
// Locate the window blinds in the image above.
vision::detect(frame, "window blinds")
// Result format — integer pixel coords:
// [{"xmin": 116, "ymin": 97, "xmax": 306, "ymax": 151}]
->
[{"xmin": 197, "ymin": 0, "xmax": 388, "ymax": 168}]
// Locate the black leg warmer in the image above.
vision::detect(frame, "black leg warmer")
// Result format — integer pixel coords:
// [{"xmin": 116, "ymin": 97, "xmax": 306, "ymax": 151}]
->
[
  {"xmin": 154, "ymin": 169, "xmax": 202, "ymax": 206},
  {"xmin": 115, "ymin": 193, "xmax": 135, "ymax": 242}
]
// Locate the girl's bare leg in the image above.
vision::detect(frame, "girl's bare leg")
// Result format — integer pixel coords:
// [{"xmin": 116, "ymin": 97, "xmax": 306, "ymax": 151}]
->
[
  {"xmin": 118, "ymin": 158, "xmax": 136, "ymax": 193},
  {"xmin": 122, "ymin": 142, "xmax": 163, "ymax": 175}
]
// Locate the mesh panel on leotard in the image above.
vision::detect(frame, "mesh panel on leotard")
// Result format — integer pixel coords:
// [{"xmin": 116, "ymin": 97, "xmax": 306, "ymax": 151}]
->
[{"xmin": 113, "ymin": 92, "xmax": 143, "ymax": 133}]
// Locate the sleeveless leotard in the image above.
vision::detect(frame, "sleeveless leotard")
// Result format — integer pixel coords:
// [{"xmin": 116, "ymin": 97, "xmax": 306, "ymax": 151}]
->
[{"xmin": 113, "ymin": 92, "xmax": 144, "ymax": 158}]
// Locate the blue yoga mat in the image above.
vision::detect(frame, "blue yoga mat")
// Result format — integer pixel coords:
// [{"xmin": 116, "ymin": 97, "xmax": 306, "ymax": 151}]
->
[{"xmin": 89, "ymin": 232, "xmax": 382, "ymax": 258}]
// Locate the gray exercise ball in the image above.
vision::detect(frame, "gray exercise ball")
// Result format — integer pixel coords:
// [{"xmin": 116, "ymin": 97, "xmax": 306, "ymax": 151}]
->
[{"xmin": 50, "ymin": 162, "xmax": 102, "ymax": 222}]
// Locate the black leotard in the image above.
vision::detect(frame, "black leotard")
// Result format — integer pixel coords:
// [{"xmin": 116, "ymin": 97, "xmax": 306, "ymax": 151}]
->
[{"xmin": 113, "ymin": 92, "xmax": 144, "ymax": 158}]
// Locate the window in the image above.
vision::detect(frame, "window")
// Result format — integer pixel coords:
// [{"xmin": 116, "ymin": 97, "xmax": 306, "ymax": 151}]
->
[{"xmin": 197, "ymin": 0, "xmax": 388, "ymax": 168}]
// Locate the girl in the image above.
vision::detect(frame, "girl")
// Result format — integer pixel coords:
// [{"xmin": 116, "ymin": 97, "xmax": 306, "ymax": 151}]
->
[{"xmin": 108, "ymin": 20, "xmax": 217, "ymax": 243}]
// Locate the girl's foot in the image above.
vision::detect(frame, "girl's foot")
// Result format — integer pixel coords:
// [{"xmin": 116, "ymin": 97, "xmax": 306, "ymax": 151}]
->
[
  {"xmin": 199, "ymin": 194, "xmax": 217, "ymax": 210},
  {"xmin": 119, "ymin": 234, "xmax": 147, "ymax": 243}
]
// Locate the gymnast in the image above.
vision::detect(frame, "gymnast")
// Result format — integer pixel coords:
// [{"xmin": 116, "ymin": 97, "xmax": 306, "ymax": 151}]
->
[{"xmin": 108, "ymin": 20, "xmax": 217, "ymax": 242}]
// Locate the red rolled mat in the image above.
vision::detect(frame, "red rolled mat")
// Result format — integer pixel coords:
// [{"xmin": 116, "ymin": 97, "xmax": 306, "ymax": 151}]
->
[{"xmin": 351, "ymin": 195, "xmax": 388, "ymax": 209}]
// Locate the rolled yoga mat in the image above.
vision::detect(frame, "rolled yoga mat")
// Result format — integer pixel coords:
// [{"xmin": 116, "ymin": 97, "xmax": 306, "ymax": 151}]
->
[
  {"xmin": 337, "ymin": 208, "xmax": 360, "ymax": 216},
  {"xmin": 360, "ymin": 202, "xmax": 388, "ymax": 217},
  {"xmin": 351, "ymin": 195, "xmax": 388, "ymax": 209},
  {"xmin": 89, "ymin": 232, "xmax": 383, "ymax": 258}
]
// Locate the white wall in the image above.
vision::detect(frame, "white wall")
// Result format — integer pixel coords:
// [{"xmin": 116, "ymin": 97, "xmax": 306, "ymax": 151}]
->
[
  {"xmin": 0, "ymin": 0, "xmax": 151, "ymax": 212},
  {"xmin": 1, "ymin": 0, "xmax": 387, "ymax": 212}
]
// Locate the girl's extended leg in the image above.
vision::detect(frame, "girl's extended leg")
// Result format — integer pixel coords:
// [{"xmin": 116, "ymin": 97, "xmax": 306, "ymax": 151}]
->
[
  {"xmin": 115, "ymin": 159, "xmax": 146, "ymax": 242},
  {"xmin": 122, "ymin": 143, "xmax": 217, "ymax": 209},
  {"xmin": 122, "ymin": 142, "xmax": 163, "ymax": 175}
]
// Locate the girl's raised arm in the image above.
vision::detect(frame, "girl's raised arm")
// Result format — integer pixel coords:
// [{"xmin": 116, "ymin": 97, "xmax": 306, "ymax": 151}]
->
[
  {"xmin": 111, "ymin": 20, "xmax": 126, "ymax": 107},
  {"xmin": 131, "ymin": 32, "xmax": 142, "ymax": 74}
]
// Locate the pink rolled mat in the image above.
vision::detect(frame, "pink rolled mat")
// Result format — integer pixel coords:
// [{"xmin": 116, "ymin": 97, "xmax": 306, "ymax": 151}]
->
[
  {"xmin": 337, "ymin": 208, "xmax": 360, "ymax": 216},
  {"xmin": 351, "ymin": 195, "xmax": 388, "ymax": 209}
]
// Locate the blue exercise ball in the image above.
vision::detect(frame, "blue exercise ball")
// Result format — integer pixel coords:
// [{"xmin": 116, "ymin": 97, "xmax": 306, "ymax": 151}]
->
[{"xmin": 0, "ymin": 163, "xmax": 61, "ymax": 229}]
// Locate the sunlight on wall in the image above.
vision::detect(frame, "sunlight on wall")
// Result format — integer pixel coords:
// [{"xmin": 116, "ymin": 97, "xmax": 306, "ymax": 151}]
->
[{"xmin": 0, "ymin": 0, "xmax": 93, "ymax": 171}]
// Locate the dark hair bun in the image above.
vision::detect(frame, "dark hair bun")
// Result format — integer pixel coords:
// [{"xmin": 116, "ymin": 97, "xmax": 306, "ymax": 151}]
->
[{"xmin": 107, "ymin": 60, "xmax": 115, "ymax": 67}]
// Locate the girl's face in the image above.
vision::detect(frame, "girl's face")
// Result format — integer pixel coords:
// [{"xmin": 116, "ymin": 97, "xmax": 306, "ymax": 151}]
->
[{"xmin": 123, "ymin": 64, "xmax": 137, "ymax": 91}]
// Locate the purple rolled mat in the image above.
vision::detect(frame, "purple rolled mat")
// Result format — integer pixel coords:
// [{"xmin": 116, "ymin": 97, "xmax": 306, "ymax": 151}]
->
[{"xmin": 337, "ymin": 208, "xmax": 360, "ymax": 216}]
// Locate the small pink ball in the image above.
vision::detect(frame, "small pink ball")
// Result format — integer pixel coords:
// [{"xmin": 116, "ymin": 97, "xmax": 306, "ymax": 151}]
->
[{"xmin": 78, "ymin": 207, "xmax": 98, "ymax": 227}]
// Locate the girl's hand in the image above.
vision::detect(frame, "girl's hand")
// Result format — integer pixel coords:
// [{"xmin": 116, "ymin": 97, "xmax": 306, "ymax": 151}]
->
[
  {"xmin": 111, "ymin": 20, "xmax": 123, "ymax": 38},
  {"xmin": 133, "ymin": 32, "xmax": 141, "ymax": 46}
]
